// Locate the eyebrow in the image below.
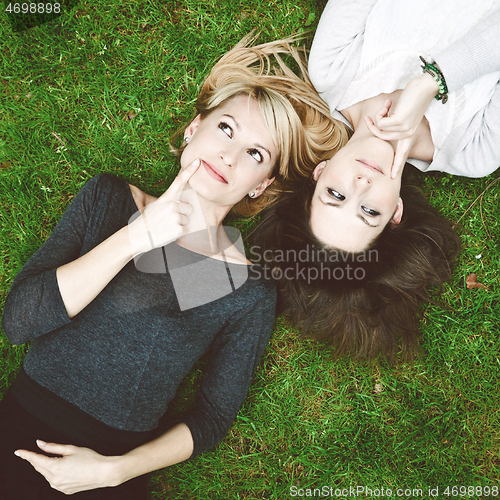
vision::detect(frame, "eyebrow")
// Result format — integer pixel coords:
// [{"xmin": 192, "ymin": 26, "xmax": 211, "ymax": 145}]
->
[
  {"xmin": 222, "ymin": 114, "xmax": 272, "ymax": 160},
  {"xmin": 320, "ymin": 198, "xmax": 379, "ymax": 228}
]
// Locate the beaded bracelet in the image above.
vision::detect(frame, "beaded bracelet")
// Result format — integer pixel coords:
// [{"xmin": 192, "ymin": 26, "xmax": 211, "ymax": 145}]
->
[{"xmin": 420, "ymin": 56, "xmax": 448, "ymax": 104}]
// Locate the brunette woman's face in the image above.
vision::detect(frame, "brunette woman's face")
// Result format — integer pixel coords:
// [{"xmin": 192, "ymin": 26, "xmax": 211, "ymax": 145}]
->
[
  {"xmin": 310, "ymin": 135, "xmax": 404, "ymax": 252},
  {"xmin": 180, "ymin": 95, "xmax": 277, "ymax": 208}
]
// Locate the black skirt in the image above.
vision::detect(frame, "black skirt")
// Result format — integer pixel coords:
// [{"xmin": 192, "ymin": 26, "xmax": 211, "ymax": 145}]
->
[{"xmin": 0, "ymin": 372, "xmax": 153, "ymax": 500}]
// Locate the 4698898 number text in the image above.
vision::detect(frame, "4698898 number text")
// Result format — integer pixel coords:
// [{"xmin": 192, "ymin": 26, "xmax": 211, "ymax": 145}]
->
[{"xmin": 5, "ymin": 3, "xmax": 61, "ymax": 14}]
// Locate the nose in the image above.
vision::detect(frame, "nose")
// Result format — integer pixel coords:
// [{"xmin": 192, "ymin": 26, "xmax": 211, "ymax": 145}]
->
[
  {"xmin": 355, "ymin": 174, "xmax": 372, "ymax": 185},
  {"xmin": 219, "ymin": 150, "xmax": 236, "ymax": 169}
]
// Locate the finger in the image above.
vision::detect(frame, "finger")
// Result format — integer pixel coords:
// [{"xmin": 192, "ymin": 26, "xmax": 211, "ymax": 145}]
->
[
  {"xmin": 391, "ymin": 156, "xmax": 404, "ymax": 179},
  {"xmin": 165, "ymin": 159, "xmax": 201, "ymax": 199},
  {"xmin": 175, "ymin": 200, "xmax": 193, "ymax": 217},
  {"xmin": 36, "ymin": 440, "xmax": 74, "ymax": 456},
  {"xmin": 374, "ymin": 116, "xmax": 406, "ymax": 131},
  {"xmin": 14, "ymin": 449, "xmax": 54, "ymax": 468},
  {"xmin": 366, "ymin": 116, "xmax": 413, "ymax": 141},
  {"xmin": 178, "ymin": 213, "xmax": 189, "ymax": 226},
  {"xmin": 364, "ymin": 116, "xmax": 395, "ymax": 141},
  {"xmin": 391, "ymin": 140, "xmax": 411, "ymax": 178},
  {"xmin": 375, "ymin": 99, "xmax": 392, "ymax": 122}
]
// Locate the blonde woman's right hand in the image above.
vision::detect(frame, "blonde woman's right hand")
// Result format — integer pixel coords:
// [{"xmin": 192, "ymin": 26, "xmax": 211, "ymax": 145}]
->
[{"xmin": 128, "ymin": 159, "xmax": 200, "ymax": 256}]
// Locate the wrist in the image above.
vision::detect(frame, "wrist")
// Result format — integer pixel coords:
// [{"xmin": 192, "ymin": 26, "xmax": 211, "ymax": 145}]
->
[
  {"xmin": 127, "ymin": 213, "xmax": 154, "ymax": 256},
  {"xmin": 114, "ymin": 225, "xmax": 138, "ymax": 262},
  {"xmin": 106, "ymin": 455, "xmax": 131, "ymax": 487},
  {"xmin": 419, "ymin": 56, "xmax": 448, "ymax": 103},
  {"xmin": 417, "ymin": 72, "xmax": 440, "ymax": 99}
]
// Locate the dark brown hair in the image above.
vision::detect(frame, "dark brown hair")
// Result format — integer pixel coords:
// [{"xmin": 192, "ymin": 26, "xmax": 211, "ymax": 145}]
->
[{"xmin": 250, "ymin": 166, "xmax": 461, "ymax": 361}]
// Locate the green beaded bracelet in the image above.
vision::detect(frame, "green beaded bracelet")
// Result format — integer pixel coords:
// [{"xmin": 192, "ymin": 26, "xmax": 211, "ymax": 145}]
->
[{"xmin": 420, "ymin": 56, "xmax": 448, "ymax": 104}]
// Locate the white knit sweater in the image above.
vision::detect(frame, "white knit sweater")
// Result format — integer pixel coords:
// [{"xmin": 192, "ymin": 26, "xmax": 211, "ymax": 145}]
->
[{"xmin": 309, "ymin": 0, "xmax": 500, "ymax": 178}]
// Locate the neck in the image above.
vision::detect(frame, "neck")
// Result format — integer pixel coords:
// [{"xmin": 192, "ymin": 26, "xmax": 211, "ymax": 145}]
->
[{"xmin": 176, "ymin": 186, "xmax": 235, "ymax": 258}]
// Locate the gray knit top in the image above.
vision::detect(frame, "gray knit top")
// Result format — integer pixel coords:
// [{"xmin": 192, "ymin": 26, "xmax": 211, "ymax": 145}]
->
[{"xmin": 1, "ymin": 174, "xmax": 277, "ymax": 457}]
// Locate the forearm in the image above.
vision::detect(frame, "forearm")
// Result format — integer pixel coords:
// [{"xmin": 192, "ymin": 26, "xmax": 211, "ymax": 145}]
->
[
  {"xmin": 56, "ymin": 225, "xmax": 134, "ymax": 318},
  {"xmin": 59, "ymin": 159, "xmax": 201, "ymax": 319},
  {"xmin": 433, "ymin": 8, "xmax": 500, "ymax": 92},
  {"xmin": 111, "ymin": 423, "xmax": 194, "ymax": 486},
  {"xmin": 15, "ymin": 423, "xmax": 194, "ymax": 495},
  {"xmin": 409, "ymin": 72, "xmax": 440, "ymax": 104}
]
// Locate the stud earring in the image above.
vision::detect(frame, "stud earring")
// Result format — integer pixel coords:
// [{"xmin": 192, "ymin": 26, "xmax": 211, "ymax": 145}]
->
[
  {"xmin": 249, "ymin": 192, "xmax": 255, "ymax": 198},
  {"xmin": 184, "ymin": 137, "xmax": 189, "ymax": 142}
]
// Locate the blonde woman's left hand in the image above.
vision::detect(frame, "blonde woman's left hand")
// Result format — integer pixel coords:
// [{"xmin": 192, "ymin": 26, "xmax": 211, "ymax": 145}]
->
[{"xmin": 15, "ymin": 440, "xmax": 121, "ymax": 494}]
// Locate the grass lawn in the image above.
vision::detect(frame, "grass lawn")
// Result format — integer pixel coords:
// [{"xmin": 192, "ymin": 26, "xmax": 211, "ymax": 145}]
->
[{"xmin": 1, "ymin": 1, "xmax": 499, "ymax": 498}]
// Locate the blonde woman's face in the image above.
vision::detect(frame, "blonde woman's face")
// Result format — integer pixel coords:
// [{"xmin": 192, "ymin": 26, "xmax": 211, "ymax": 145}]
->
[
  {"xmin": 310, "ymin": 135, "xmax": 403, "ymax": 252},
  {"xmin": 181, "ymin": 95, "xmax": 276, "ymax": 208}
]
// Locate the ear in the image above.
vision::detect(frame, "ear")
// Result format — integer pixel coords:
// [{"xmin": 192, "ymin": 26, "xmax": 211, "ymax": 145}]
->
[
  {"xmin": 251, "ymin": 177, "xmax": 275, "ymax": 198},
  {"xmin": 184, "ymin": 115, "xmax": 202, "ymax": 141},
  {"xmin": 390, "ymin": 197, "xmax": 404, "ymax": 226},
  {"xmin": 312, "ymin": 161, "xmax": 327, "ymax": 181}
]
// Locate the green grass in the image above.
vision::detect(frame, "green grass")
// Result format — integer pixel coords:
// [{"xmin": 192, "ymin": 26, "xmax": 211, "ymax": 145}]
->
[{"xmin": 1, "ymin": 1, "xmax": 499, "ymax": 499}]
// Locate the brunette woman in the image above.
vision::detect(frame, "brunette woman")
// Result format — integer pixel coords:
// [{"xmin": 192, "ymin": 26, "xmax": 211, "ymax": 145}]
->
[{"xmin": 252, "ymin": 0, "xmax": 499, "ymax": 360}]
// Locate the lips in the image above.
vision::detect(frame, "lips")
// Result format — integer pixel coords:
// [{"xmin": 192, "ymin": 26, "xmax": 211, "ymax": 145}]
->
[
  {"xmin": 201, "ymin": 160, "xmax": 228, "ymax": 183},
  {"xmin": 356, "ymin": 159, "xmax": 384, "ymax": 174}
]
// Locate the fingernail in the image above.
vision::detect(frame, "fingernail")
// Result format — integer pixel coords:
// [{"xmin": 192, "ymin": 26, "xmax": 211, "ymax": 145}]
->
[
  {"xmin": 37, "ymin": 440, "xmax": 46, "ymax": 446},
  {"xmin": 14, "ymin": 451, "xmax": 21, "ymax": 457},
  {"xmin": 192, "ymin": 159, "xmax": 200, "ymax": 167}
]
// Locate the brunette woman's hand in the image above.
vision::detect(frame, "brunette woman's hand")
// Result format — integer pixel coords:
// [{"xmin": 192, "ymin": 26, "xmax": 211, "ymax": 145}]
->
[
  {"xmin": 15, "ymin": 440, "xmax": 122, "ymax": 494},
  {"xmin": 364, "ymin": 73, "xmax": 439, "ymax": 178},
  {"xmin": 128, "ymin": 159, "xmax": 200, "ymax": 256}
]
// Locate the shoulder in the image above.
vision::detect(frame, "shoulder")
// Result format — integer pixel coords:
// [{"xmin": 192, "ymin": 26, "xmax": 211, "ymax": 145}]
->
[
  {"xmin": 77, "ymin": 174, "xmax": 132, "ymax": 208},
  {"xmin": 77, "ymin": 173, "xmax": 129, "ymax": 200},
  {"xmin": 69, "ymin": 174, "xmax": 137, "ymax": 229}
]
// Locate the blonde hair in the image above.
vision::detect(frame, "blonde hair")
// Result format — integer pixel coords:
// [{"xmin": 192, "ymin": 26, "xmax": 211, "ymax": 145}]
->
[{"xmin": 171, "ymin": 34, "xmax": 350, "ymax": 217}]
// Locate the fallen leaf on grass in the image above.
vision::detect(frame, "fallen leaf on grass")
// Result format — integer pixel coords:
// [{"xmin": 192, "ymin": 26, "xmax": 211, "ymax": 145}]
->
[
  {"xmin": 123, "ymin": 110, "xmax": 138, "ymax": 121},
  {"xmin": 465, "ymin": 273, "xmax": 487, "ymax": 290}
]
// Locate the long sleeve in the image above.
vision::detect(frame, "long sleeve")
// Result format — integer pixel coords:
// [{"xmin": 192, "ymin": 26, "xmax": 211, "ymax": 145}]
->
[
  {"xmin": 1, "ymin": 175, "xmax": 124, "ymax": 344},
  {"xmin": 429, "ymin": 80, "xmax": 500, "ymax": 177},
  {"xmin": 181, "ymin": 282, "xmax": 277, "ymax": 457},
  {"xmin": 308, "ymin": 0, "xmax": 379, "ymax": 111},
  {"xmin": 428, "ymin": 7, "xmax": 500, "ymax": 177},
  {"xmin": 433, "ymin": 8, "xmax": 500, "ymax": 93}
]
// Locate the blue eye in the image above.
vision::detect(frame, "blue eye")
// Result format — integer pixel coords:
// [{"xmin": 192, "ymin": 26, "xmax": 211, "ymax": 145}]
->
[
  {"xmin": 327, "ymin": 188, "xmax": 345, "ymax": 201},
  {"xmin": 218, "ymin": 122, "xmax": 233, "ymax": 138},
  {"xmin": 362, "ymin": 206, "xmax": 380, "ymax": 217},
  {"xmin": 248, "ymin": 148, "xmax": 263, "ymax": 163}
]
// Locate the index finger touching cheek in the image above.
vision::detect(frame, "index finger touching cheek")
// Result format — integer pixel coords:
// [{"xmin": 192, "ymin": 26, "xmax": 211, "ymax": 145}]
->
[{"xmin": 168, "ymin": 159, "xmax": 201, "ymax": 198}]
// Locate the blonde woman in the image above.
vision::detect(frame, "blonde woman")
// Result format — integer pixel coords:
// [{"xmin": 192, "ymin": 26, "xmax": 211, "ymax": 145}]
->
[{"xmin": 0, "ymin": 37, "xmax": 346, "ymax": 499}]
